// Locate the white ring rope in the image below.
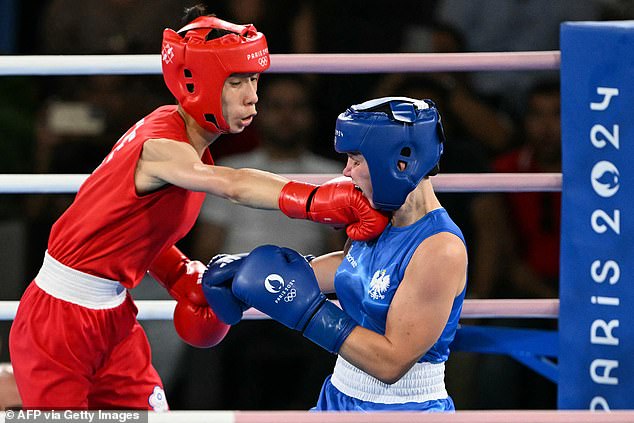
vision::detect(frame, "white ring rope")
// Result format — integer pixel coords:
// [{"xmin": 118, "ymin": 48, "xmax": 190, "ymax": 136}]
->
[
  {"xmin": 0, "ymin": 51, "xmax": 560, "ymax": 76},
  {"xmin": 0, "ymin": 52, "xmax": 568, "ymax": 413},
  {"xmin": 0, "ymin": 173, "xmax": 562, "ymax": 194},
  {"xmin": 0, "ymin": 299, "xmax": 558, "ymax": 321}
]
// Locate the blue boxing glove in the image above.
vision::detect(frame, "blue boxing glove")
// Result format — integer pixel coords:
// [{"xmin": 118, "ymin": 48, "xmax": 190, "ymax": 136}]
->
[
  {"xmin": 202, "ymin": 253, "xmax": 249, "ymax": 325},
  {"xmin": 232, "ymin": 245, "xmax": 357, "ymax": 354}
]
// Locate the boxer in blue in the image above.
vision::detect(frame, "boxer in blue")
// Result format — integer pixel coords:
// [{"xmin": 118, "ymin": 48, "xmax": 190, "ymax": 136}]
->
[{"xmin": 203, "ymin": 97, "xmax": 468, "ymax": 412}]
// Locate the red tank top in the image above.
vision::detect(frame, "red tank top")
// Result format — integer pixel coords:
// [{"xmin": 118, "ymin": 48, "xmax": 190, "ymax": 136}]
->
[{"xmin": 48, "ymin": 105, "xmax": 213, "ymax": 288}]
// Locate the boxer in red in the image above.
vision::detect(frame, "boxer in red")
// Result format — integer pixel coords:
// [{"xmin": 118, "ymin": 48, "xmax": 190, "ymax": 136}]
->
[{"xmin": 9, "ymin": 5, "xmax": 387, "ymax": 410}]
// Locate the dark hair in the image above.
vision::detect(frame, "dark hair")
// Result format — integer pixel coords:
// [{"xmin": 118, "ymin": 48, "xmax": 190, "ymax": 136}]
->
[
  {"xmin": 182, "ymin": 4, "xmax": 208, "ymax": 25},
  {"xmin": 181, "ymin": 4, "xmax": 235, "ymax": 41}
]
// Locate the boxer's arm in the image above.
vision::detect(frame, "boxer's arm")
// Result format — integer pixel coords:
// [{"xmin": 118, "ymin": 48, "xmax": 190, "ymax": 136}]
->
[
  {"xmin": 339, "ymin": 233, "xmax": 467, "ymax": 384},
  {"xmin": 201, "ymin": 253, "xmax": 250, "ymax": 325},
  {"xmin": 148, "ymin": 244, "xmax": 206, "ymax": 304},
  {"xmin": 202, "ymin": 252, "xmax": 334, "ymax": 323},
  {"xmin": 232, "ymin": 245, "xmax": 356, "ymax": 354},
  {"xmin": 137, "ymin": 139, "xmax": 387, "ymax": 241},
  {"xmin": 136, "ymin": 138, "xmax": 287, "ymax": 209},
  {"xmin": 278, "ymin": 177, "xmax": 389, "ymax": 240},
  {"xmin": 232, "ymin": 239, "xmax": 466, "ymax": 385},
  {"xmin": 309, "ymin": 251, "xmax": 344, "ymax": 294},
  {"xmin": 148, "ymin": 245, "xmax": 230, "ymax": 348}
]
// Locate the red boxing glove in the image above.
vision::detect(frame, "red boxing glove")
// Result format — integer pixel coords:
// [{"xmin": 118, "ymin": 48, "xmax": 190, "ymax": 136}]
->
[
  {"xmin": 279, "ymin": 177, "xmax": 389, "ymax": 241},
  {"xmin": 149, "ymin": 246, "xmax": 230, "ymax": 348},
  {"xmin": 173, "ymin": 301, "xmax": 229, "ymax": 349}
]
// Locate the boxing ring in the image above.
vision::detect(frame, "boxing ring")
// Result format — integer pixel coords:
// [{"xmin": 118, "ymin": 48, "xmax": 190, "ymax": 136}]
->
[{"xmin": 1, "ymin": 21, "xmax": 633, "ymax": 422}]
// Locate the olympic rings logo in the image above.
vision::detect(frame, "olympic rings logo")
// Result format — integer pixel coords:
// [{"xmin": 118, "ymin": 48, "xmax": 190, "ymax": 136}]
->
[
  {"xmin": 258, "ymin": 57, "xmax": 269, "ymax": 67},
  {"xmin": 284, "ymin": 288, "xmax": 297, "ymax": 303}
]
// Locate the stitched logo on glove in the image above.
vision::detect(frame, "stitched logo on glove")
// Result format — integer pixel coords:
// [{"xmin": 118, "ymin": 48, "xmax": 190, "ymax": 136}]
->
[
  {"xmin": 284, "ymin": 288, "xmax": 297, "ymax": 302},
  {"xmin": 264, "ymin": 273, "xmax": 284, "ymax": 294}
]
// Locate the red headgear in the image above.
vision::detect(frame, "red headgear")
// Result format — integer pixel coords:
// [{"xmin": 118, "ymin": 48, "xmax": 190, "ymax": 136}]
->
[{"xmin": 161, "ymin": 16, "xmax": 270, "ymax": 133}]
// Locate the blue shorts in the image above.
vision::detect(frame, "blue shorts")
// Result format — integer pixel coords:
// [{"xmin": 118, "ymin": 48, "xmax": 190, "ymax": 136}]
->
[{"xmin": 311, "ymin": 375, "xmax": 455, "ymax": 412}]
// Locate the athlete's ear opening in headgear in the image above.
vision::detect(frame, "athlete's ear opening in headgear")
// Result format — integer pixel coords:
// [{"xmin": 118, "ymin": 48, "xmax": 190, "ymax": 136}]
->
[
  {"xmin": 334, "ymin": 97, "xmax": 445, "ymax": 211},
  {"xmin": 161, "ymin": 13, "xmax": 270, "ymax": 134}
]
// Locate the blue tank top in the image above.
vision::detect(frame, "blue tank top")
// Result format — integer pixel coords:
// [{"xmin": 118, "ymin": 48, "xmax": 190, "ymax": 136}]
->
[{"xmin": 335, "ymin": 208, "xmax": 467, "ymax": 363}]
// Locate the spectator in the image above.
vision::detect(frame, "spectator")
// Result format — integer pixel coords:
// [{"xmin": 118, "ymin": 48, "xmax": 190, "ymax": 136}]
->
[
  {"xmin": 492, "ymin": 80, "xmax": 561, "ymax": 299},
  {"xmin": 0, "ymin": 363, "xmax": 20, "ymax": 410},
  {"xmin": 303, "ymin": 0, "xmax": 441, "ymax": 160},
  {"xmin": 216, "ymin": 0, "xmax": 315, "ymax": 54},
  {"xmin": 396, "ymin": 21, "xmax": 515, "ymax": 157},
  {"xmin": 174, "ymin": 75, "xmax": 344, "ymax": 410},
  {"xmin": 374, "ymin": 74, "xmax": 498, "ymax": 300},
  {"xmin": 472, "ymin": 79, "xmax": 561, "ymax": 410},
  {"xmin": 434, "ymin": 0, "xmax": 600, "ymax": 114},
  {"xmin": 193, "ymin": 75, "xmax": 345, "ymax": 258},
  {"xmin": 36, "ymin": 0, "xmax": 188, "ymax": 154},
  {"xmin": 372, "ymin": 75, "xmax": 502, "ymax": 409},
  {"xmin": 203, "ymin": 0, "xmax": 318, "ymax": 160}
]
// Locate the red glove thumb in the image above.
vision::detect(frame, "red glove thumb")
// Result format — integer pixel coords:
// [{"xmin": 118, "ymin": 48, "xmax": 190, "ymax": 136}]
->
[
  {"xmin": 174, "ymin": 261, "xmax": 209, "ymax": 306},
  {"xmin": 344, "ymin": 195, "xmax": 390, "ymax": 241}
]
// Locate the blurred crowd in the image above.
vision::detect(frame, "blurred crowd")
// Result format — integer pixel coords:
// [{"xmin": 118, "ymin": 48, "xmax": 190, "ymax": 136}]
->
[{"xmin": 1, "ymin": 0, "xmax": 633, "ymax": 411}]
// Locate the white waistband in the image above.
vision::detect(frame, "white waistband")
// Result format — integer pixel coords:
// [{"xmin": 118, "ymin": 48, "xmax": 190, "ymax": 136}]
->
[
  {"xmin": 331, "ymin": 356, "xmax": 448, "ymax": 404},
  {"xmin": 35, "ymin": 251, "xmax": 126, "ymax": 309}
]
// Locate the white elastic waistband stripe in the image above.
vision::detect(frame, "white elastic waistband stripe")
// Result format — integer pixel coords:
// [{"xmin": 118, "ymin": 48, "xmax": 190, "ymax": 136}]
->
[
  {"xmin": 35, "ymin": 251, "xmax": 126, "ymax": 309},
  {"xmin": 331, "ymin": 356, "xmax": 448, "ymax": 404}
]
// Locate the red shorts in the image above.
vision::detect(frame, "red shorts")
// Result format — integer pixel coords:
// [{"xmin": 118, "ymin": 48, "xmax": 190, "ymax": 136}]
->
[{"xmin": 9, "ymin": 282, "xmax": 167, "ymax": 410}]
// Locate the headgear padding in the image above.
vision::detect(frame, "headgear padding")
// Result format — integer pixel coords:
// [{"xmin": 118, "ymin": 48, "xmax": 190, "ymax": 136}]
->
[
  {"xmin": 334, "ymin": 97, "xmax": 445, "ymax": 210},
  {"xmin": 161, "ymin": 16, "xmax": 270, "ymax": 133}
]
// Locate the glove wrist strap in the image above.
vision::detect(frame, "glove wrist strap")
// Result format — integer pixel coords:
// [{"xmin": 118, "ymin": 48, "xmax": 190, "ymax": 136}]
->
[
  {"xmin": 279, "ymin": 181, "xmax": 318, "ymax": 219},
  {"xmin": 148, "ymin": 245, "xmax": 189, "ymax": 297},
  {"xmin": 303, "ymin": 301, "xmax": 356, "ymax": 354}
]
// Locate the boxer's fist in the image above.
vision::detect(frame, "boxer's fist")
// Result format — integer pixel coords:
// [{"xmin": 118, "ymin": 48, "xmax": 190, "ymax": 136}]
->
[
  {"xmin": 173, "ymin": 301, "xmax": 230, "ymax": 348},
  {"xmin": 149, "ymin": 246, "xmax": 230, "ymax": 348},
  {"xmin": 202, "ymin": 254, "xmax": 249, "ymax": 325},
  {"xmin": 279, "ymin": 177, "xmax": 388, "ymax": 241},
  {"xmin": 149, "ymin": 246, "xmax": 206, "ymax": 305},
  {"xmin": 232, "ymin": 245, "xmax": 356, "ymax": 353}
]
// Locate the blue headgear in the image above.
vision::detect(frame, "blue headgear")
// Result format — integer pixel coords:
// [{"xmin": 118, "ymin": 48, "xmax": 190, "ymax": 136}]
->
[{"xmin": 334, "ymin": 97, "xmax": 445, "ymax": 211}]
